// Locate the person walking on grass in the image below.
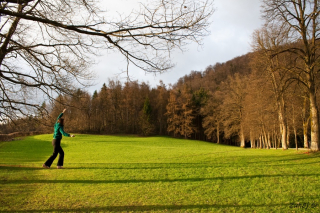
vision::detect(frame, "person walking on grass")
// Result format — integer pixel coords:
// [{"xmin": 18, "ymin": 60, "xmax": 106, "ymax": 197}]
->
[{"xmin": 43, "ymin": 108, "xmax": 75, "ymax": 169}]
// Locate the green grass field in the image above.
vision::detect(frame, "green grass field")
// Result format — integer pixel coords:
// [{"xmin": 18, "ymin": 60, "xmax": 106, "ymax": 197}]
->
[{"xmin": 0, "ymin": 134, "xmax": 320, "ymax": 212}]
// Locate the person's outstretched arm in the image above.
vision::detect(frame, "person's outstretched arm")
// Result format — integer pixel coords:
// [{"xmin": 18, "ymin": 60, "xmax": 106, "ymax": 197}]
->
[
  {"xmin": 59, "ymin": 126, "xmax": 75, "ymax": 137},
  {"xmin": 56, "ymin": 108, "xmax": 66, "ymax": 122},
  {"xmin": 59, "ymin": 126, "xmax": 71, "ymax": 137}
]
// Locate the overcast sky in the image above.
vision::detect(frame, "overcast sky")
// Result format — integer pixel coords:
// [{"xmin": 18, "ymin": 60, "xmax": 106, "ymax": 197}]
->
[{"xmin": 89, "ymin": 0, "xmax": 264, "ymax": 93}]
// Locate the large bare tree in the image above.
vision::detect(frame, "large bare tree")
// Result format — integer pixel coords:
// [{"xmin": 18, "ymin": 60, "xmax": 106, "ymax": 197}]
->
[
  {"xmin": 0, "ymin": 0, "xmax": 214, "ymax": 121},
  {"xmin": 220, "ymin": 73, "xmax": 248, "ymax": 148},
  {"xmin": 262, "ymin": 0, "xmax": 320, "ymax": 151}
]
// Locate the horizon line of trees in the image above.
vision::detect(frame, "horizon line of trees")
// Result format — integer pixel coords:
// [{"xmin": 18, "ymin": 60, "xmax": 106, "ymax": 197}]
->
[{"xmin": 1, "ymin": 50, "xmax": 318, "ymax": 150}]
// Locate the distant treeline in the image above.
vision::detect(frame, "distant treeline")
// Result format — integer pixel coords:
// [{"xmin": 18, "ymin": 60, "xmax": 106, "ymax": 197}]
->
[{"xmin": 2, "ymin": 50, "xmax": 316, "ymax": 149}]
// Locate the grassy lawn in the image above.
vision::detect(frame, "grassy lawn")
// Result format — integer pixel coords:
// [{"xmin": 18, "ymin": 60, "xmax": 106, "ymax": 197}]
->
[{"xmin": 0, "ymin": 134, "xmax": 320, "ymax": 212}]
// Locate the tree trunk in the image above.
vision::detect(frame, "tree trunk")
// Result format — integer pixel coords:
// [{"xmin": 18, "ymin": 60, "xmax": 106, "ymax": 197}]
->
[
  {"xmin": 310, "ymin": 90, "xmax": 320, "ymax": 151},
  {"xmin": 286, "ymin": 125, "xmax": 290, "ymax": 148},
  {"xmin": 240, "ymin": 125, "xmax": 245, "ymax": 148},
  {"xmin": 279, "ymin": 122, "xmax": 287, "ymax": 149},
  {"xmin": 250, "ymin": 139, "xmax": 255, "ymax": 148},
  {"xmin": 217, "ymin": 123, "xmax": 220, "ymax": 144},
  {"xmin": 303, "ymin": 122, "xmax": 309, "ymax": 149},
  {"xmin": 250, "ymin": 131, "xmax": 255, "ymax": 148},
  {"xmin": 294, "ymin": 127, "xmax": 298, "ymax": 151},
  {"xmin": 263, "ymin": 132, "xmax": 267, "ymax": 149},
  {"xmin": 302, "ymin": 96, "xmax": 309, "ymax": 149},
  {"xmin": 273, "ymin": 131, "xmax": 277, "ymax": 148},
  {"xmin": 259, "ymin": 135, "xmax": 262, "ymax": 149},
  {"xmin": 267, "ymin": 132, "xmax": 271, "ymax": 149},
  {"xmin": 278, "ymin": 100, "xmax": 288, "ymax": 149}
]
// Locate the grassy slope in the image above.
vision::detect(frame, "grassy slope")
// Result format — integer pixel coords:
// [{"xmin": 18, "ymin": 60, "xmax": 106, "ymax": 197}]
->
[{"xmin": 0, "ymin": 134, "xmax": 320, "ymax": 212}]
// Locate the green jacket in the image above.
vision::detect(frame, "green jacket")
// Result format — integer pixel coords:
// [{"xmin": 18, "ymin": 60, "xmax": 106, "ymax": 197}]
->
[{"xmin": 53, "ymin": 113, "xmax": 70, "ymax": 139}]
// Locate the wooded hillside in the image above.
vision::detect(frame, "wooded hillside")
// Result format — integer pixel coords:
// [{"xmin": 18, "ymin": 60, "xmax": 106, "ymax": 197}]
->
[{"xmin": 2, "ymin": 51, "xmax": 315, "ymax": 149}]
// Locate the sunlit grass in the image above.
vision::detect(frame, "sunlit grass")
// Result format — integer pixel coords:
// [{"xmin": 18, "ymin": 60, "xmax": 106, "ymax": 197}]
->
[{"xmin": 1, "ymin": 134, "xmax": 320, "ymax": 212}]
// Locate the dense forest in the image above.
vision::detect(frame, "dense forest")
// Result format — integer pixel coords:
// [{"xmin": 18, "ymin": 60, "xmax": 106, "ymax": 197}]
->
[{"xmin": 2, "ymin": 50, "xmax": 317, "ymax": 149}]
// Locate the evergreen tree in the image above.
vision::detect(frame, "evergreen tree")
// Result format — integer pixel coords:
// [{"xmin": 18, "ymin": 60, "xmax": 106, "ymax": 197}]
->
[{"xmin": 140, "ymin": 97, "xmax": 155, "ymax": 136}]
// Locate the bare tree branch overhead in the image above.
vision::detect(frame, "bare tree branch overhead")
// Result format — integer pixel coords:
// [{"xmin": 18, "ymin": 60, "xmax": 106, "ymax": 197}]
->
[{"xmin": 0, "ymin": 0, "xmax": 214, "ymax": 121}]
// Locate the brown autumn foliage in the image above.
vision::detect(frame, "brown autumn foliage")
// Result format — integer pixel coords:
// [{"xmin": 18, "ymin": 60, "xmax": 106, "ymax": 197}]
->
[{"xmin": 2, "ymin": 50, "xmax": 320, "ymax": 148}]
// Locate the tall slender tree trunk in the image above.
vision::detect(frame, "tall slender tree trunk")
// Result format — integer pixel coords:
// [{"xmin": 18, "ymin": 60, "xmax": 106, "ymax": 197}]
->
[
  {"xmin": 302, "ymin": 99, "xmax": 310, "ymax": 149},
  {"xmin": 259, "ymin": 135, "xmax": 263, "ymax": 149},
  {"xmin": 286, "ymin": 125, "xmax": 290, "ymax": 147},
  {"xmin": 294, "ymin": 127, "xmax": 298, "ymax": 151},
  {"xmin": 263, "ymin": 130, "xmax": 267, "ymax": 149},
  {"xmin": 217, "ymin": 123, "xmax": 220, "ymax": 144},
  {"xmin": 292, "ymin": 104, "xmax": 298, "ymax": 151},
  {"xmin": 279, "ymin": 113, "xmax": 287, "ymax": 149},
  {"xmin": 309, "ymin": 89, "xmax": 320, "ymax": 151},
  {"xmin": 267, "ymin": 132, "xmax": 271, "ymax": 149},
  {"xmin": 302, "ymin": 97, "xmax": 309, "ymax": 149},
  {"xmin": 240, "ymin": 125, "xmax": 245, "ymax": 148},
  {"xmin": 276, "ymin": 94, "xmax": 288, "ymax": 150},
  {"xmin": 277, "ymin": 134, "xmax": 281, "ymax": 149},
  {"xmin": 307, "ymin": 0, "xmax": 319, "ymax": 151},
  {"xmin": 274, "ymin": 133, "xmax": 277, "ymax": 149},
  {"xmin": 303, "ymin": 123, "xmax": 310, "ymax": 149},
  {"xmin": 303, "ymin": 122, "xmax": 309, "ymax": 149},
  {"xmin": 250, "ymin": 131, "xmax": 255, "ymax": 148}
]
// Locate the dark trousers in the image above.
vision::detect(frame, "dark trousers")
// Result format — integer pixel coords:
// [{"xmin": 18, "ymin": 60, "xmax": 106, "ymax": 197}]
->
[{"xmin": 44, "ymin": 139, "xmax": 64, "ymax": 167}]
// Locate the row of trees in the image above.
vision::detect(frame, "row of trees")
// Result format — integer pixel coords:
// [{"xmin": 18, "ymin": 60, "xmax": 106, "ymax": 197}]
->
[
  {"xmin": 37, "ymin": 80, "xmax": 170, "ymax": 137},
  {"xmin": 2, "ymin": 0, "xmax": 320, "ymax": 151},
  {"xmin": 2, "ymin": 49, "xmax": 316, "ymax": 150},
  {"xmin": 166, "ymin": 56, "xmax": 316, "ymax": 149}
]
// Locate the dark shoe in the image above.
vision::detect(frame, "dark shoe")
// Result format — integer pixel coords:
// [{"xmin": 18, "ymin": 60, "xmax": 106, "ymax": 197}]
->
[
  {"xmin": 57, "ymin": 166, "xmax": 64, "ymax": 169},
  {"xmin": 42, "ymin": 164, "xmax": 50, "ymax": 169}
]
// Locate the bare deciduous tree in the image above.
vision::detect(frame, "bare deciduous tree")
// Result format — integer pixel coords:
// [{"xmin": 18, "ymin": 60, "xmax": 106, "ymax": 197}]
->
[
  {"xmin": 201, "ymin": 90, "xmax": 223, "ymax": 143},
  {"xmin": 220, "ymin": 73, "xmax": 248, "ymax": 148},
  {"xmin": 262, "ymin": 0, "xmax": 320, "ymax": 151},
  {"xmin": 0, "ymin": 0, "xmax": 214, "ymax": 121}
]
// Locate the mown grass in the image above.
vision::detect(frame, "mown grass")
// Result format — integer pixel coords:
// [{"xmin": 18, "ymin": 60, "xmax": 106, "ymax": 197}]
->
[{"xmin": 0, "ymin": 134, "xmax": 320, "ymax": 212}]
